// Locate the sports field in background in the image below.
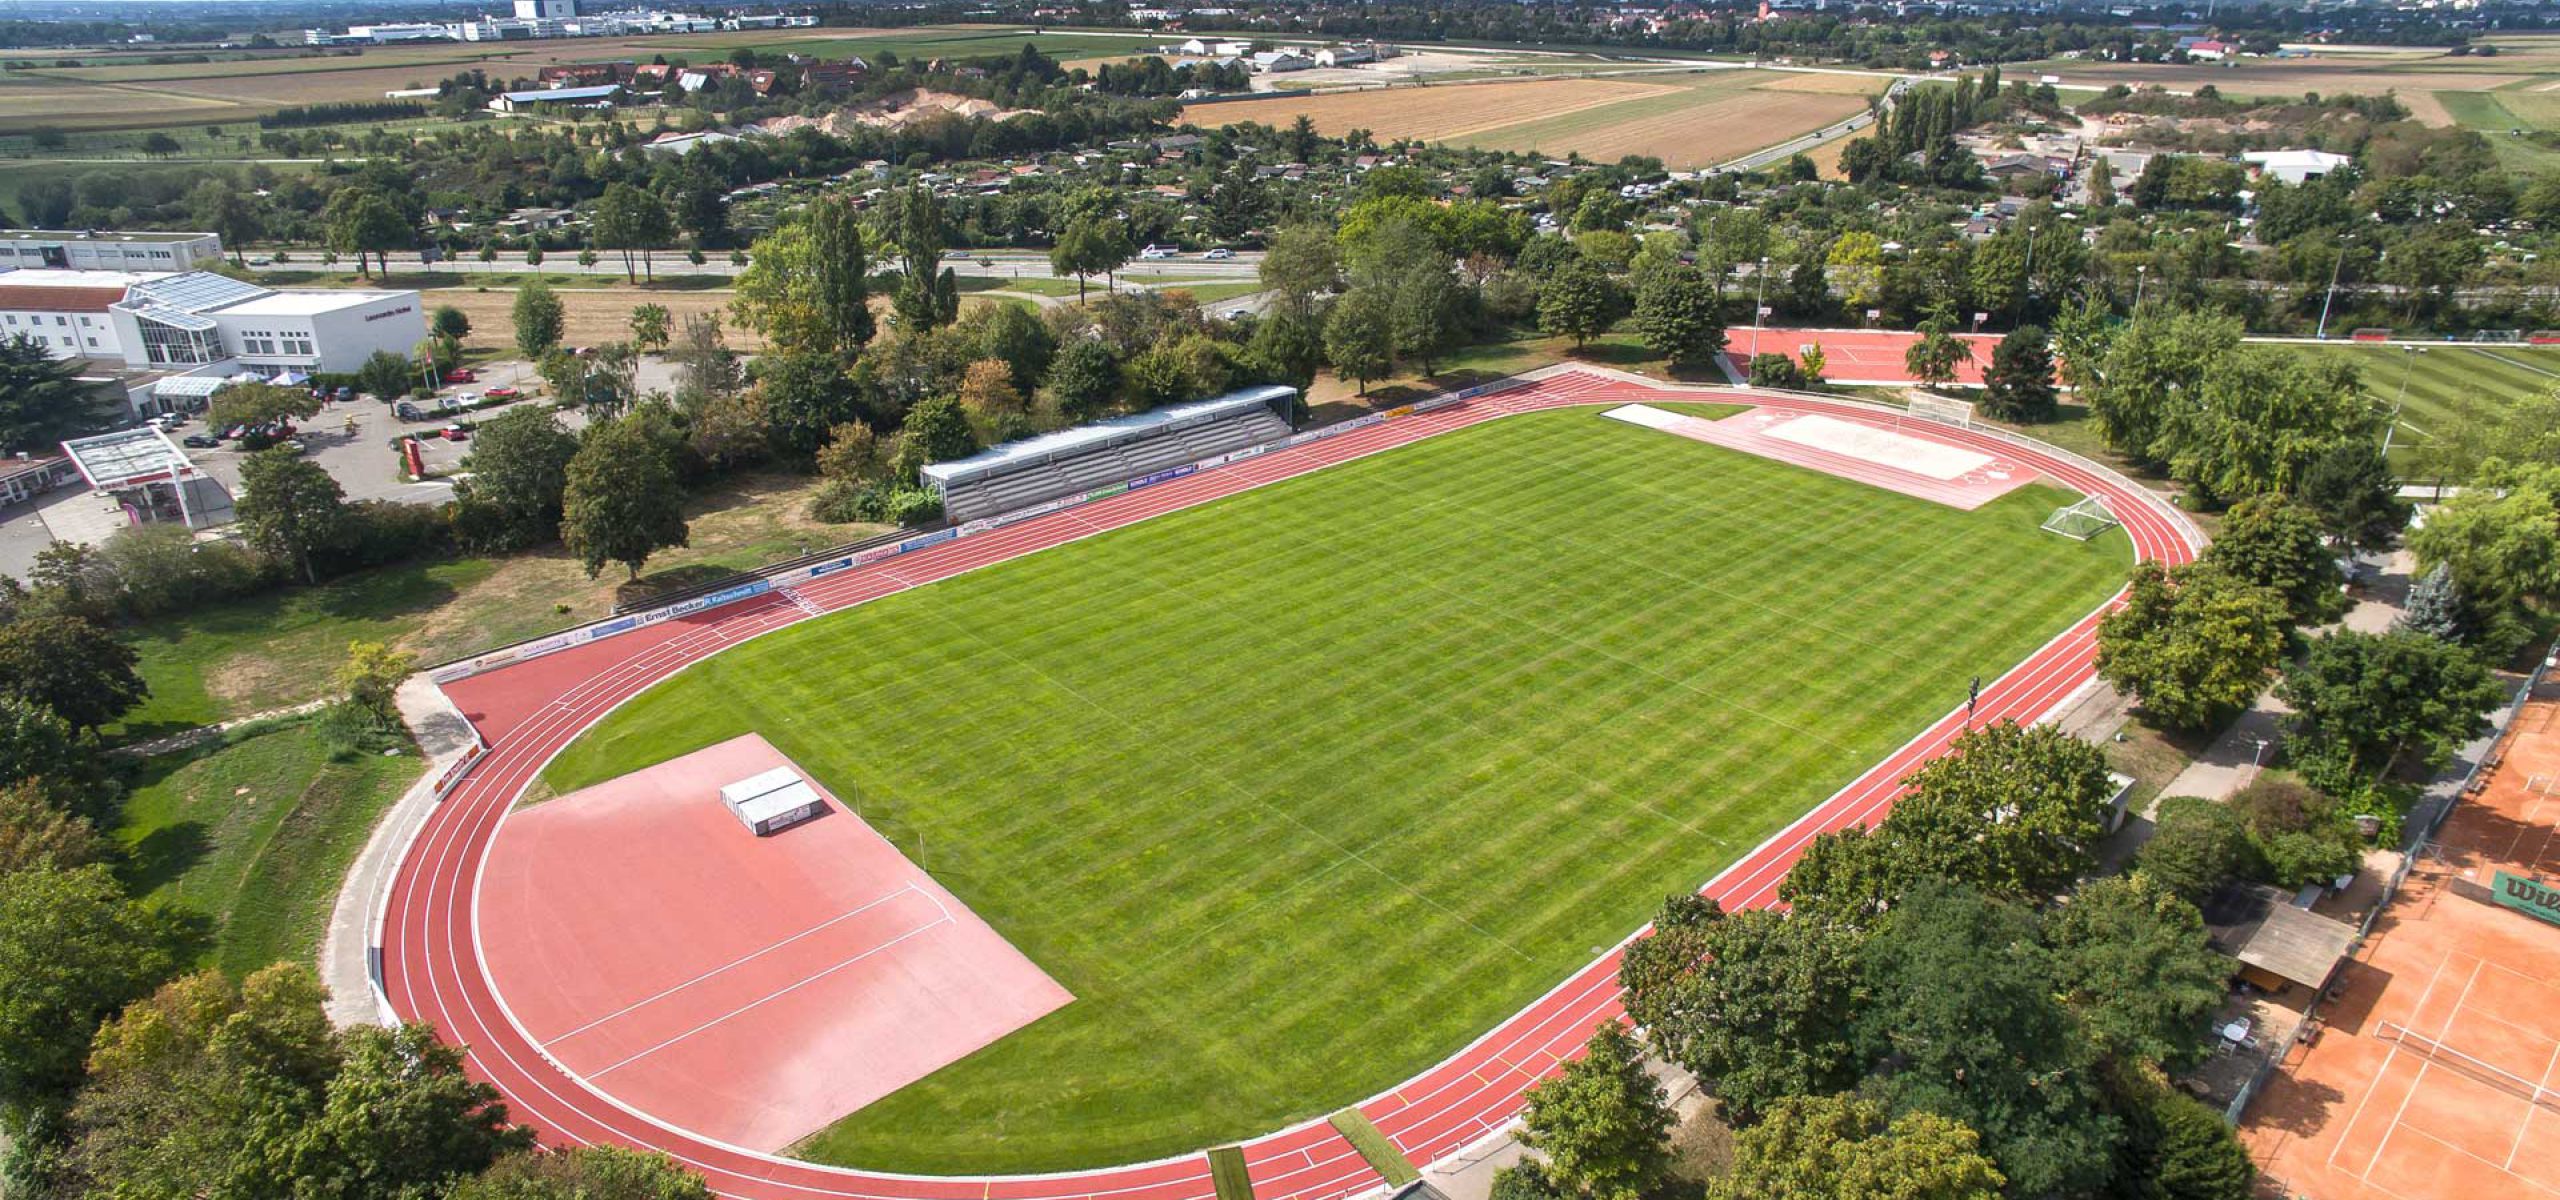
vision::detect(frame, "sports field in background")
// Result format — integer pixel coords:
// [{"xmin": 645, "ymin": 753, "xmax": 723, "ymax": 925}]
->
[
  {"xmin": 543, "ymin": 405, "xmax": 2129, "ymax": 1173},
  {"xmin": 2279, "ymin": 341, "xmax": 2560, "ymax": 469}
]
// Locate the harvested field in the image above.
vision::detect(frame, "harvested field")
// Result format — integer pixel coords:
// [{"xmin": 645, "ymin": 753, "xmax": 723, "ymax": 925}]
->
[
  {"xmin": 2024, "ymin": 55, "xmax": 2530, "ymax": 99},
  {"xmin": 425, "ymin": 287, "xmax": 759, "ymax": 354},
  {"xmin": 1182, "ymin": 70, "xmax": 1870, "ymax": 169},
  {"xmin": 1755, "ymin": 71, "xmax": 1901, "ymax": 95}
]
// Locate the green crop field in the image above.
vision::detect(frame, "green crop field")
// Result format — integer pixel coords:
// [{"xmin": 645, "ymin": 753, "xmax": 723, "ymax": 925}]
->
[
  {"xmin": 2279, "ymin": 341, "xmax": 2560, "ymax": 469},
  {"xmin": 543, "ymin": 405, "xmax": 2127, "ymax": 1173},
  {"xmin": 2433, "ymin": 90, "xmax": 2560, "ymax": 172}
]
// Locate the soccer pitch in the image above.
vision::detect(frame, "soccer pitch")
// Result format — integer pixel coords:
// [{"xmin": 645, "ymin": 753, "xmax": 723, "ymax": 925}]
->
[{"xmin": 542, "ymin": 405, "xmax": 2128, "ymax": 1173}]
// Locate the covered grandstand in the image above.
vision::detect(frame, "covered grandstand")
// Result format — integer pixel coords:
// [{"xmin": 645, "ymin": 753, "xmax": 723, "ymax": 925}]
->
[{"xmin": 922, "ymin": 385, "xmax": 1296, "ymax": 523}]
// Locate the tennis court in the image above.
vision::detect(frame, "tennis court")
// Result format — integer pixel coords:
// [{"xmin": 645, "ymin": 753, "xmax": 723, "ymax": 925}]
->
[
  {"xmin": 2242, "ymin": 690, "xmax": 2560, "ymax": 1200},
  {"xmin": 1724, "ymin": 328, "xmax": 2002, "ymax": 386}
]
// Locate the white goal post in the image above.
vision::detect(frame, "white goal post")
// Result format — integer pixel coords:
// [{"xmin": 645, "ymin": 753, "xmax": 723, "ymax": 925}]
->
[
  {"xmin": 2041, "ymin": 495, "xmax": 2120, "ymax": 541},
  {"xmin": 1903, "ymin": 392, "xmax": 1976, "ymax": 431}
]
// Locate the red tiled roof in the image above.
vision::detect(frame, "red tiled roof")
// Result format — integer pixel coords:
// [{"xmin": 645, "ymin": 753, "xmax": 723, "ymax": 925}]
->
[{"xmin": 0, "ymin": 284, "xmax": 125, "ymax": 313}]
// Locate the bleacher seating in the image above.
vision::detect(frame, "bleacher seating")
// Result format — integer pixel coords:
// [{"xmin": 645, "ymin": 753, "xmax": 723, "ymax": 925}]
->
[{"xmin": 924, "ymin": 386, "xmax": 1296, "ymax": 524}]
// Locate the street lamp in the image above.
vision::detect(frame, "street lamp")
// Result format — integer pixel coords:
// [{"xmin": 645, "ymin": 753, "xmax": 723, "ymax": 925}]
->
[
  {"xmin": 1753, "ymin": 255, "xmax": 1770, "ymax": 359},
  {"xmin": 2134, "ymin": 263, "xmax": 2149, "ymax": 308},
  {"xmin": 2316, "ymin": 243, "xmax": 2348, "ymax": 340}
]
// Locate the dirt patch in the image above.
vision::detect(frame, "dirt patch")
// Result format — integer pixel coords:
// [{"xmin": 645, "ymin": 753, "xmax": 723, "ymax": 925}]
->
[
  {"xmin": 1755, "ymin": 71, "xmax": 1896, "ymax": 96},
  {"xmin": 1182, "ymin": 77, "xmax": 1676, "ymax": 143},
  {"xmin": 763, "ymin": 88, "xmax": 1030, "ymax": 135},
  {"xmin": 2399, "ymin": 90, "xmax": 2458, "ymax": 127},
  {"xmin": 422, "ymin": 286, "xmax": 758, "ymax": 355}
]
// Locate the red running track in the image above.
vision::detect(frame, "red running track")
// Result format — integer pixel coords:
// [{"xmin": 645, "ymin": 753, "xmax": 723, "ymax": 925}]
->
[{"xmin": 381, "ymin": 369, "xmax": 2201, "ymax": 1200}]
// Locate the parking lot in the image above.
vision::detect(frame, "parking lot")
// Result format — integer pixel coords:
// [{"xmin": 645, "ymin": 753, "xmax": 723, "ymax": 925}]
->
[{"xmin": 0, "ymin": 357, "xmax": 596, "ymax": 578}]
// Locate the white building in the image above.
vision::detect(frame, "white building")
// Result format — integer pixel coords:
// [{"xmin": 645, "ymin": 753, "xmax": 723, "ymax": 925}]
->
[
  {"xmin": 490, "ymin": 84, "xmax": 622, "ymax": 112},
  {"xmin": 2242, "ymin": 149, "xmax": 2353, "ymax": 185},
  {"xmin": 515, "ymin": 0, "xmax": 575, "ymax": 18},
  {"xmin": 0, "ymin": 229, "xmax": 224, "ymax": 273},
  {"xmin": 0, "ymin": 269, "xmax": 425, "ymax": 406},
  {"xmin": 346, "ymin": 23, "xmax": 452, "ymax": 42},
  {"xmin": 1250, "ymin": 50, "xmax": 1313, "ymax": 72}
]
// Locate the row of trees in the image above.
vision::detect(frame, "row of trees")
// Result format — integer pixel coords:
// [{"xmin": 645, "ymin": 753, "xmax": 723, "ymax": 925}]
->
[{"xmin": 1499, "ymin": 720, "xmax": 2253, "ymax": 1200}]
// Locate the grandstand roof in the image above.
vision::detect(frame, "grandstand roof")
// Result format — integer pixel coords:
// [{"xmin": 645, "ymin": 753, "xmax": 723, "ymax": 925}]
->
[{"xmin": 921, "ymin": 385, "xmax": 1293, "ymax": 491}]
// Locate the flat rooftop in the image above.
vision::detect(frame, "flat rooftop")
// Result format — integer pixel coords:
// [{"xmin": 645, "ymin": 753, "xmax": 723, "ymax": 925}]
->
[
  {"xmin": 61, "ymin": 426, "xmax": 194, "ymax": 489},
  {"xmin": 0, "ymin": 268, "xmax": 162, "ymax": 289},
  {"xmin": 210, "ymin": 289, "xmax": 405, "ymax": 317},
  {"xmin": 0, "ymin": 229, "xmax": 215, "ymax": 245}
]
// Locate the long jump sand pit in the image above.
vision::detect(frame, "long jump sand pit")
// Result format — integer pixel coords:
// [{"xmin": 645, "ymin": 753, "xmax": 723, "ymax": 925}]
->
[
  {"xmin": 479, "ymin": 733, "xmax": 1071, "ymax": 1152},
  {"xmin": 1603, "ymin": 403, "xmax": 2036, "ymax": 510}
]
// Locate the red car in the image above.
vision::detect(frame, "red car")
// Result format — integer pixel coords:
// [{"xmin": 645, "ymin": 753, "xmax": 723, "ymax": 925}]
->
[
  {"xmin": 444, "ymin": 368, "xmax": 478, "ymax": 384},
  {"xmin": 442, "ymin": 425, "xmax": 469, "ymax": 441},
  {"xmin": 485, "ymin": 385, "xmax": 520, "ymax": 399}
]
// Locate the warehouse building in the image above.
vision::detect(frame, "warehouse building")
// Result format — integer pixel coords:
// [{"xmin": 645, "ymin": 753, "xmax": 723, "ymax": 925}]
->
[
  {"xmin": 0, "ymin": 229, "xmax": 224, "ymax": 273},
  {"xmin": 0, "ymin": 269, "xmax": 425, "ymax": 403}
]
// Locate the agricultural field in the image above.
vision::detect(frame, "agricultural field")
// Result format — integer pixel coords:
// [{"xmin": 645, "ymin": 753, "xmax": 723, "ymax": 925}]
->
[
  {"xmin": 2280, "ymin": 340, "xmax": 2560, "ymax": 471},
  {"xmin": 2432, "ymin": 89, "xmax": 2560, "ymax": 172},
  {"xmin": 543, "ymin": 406, "xmax": 2130, "ymax": 1172},
  {"xmin": 1181, "ymin": 69, "xmax": 1872, "ymax": 169},
  {"xmin": 2015, "ymin": 48, "xmax": 2547, "ymax": 111}
]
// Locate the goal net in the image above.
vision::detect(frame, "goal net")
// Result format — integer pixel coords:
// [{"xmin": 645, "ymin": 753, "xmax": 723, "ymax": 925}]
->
[
  {"xmin": 1903, "ymin": 393, "xmax": 1975, "ymax": 432},
  {"xmin": 2042, "ymin": 495, "xmax": 2119, "ymax": 541}
]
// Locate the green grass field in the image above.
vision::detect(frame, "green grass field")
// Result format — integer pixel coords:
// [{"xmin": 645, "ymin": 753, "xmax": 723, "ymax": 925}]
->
[
  {"xmin": 2432, "ymin": 90, "xmax": 2560, "ymax": 173},
  {"xmin": 2279, "ymin": 341, "xmax": 2560, "ymax": 470},
  {"xmin": 115, "ymin": 716, "xmax": 423, "ymax": 978},
  {"xmin": 543, "ymin": 406, "xmax": 2128, "ymax": 1173}
]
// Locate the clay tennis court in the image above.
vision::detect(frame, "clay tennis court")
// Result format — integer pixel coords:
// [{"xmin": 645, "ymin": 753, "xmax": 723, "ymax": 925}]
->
[
  {"xmin": 477, "ymin": 733, "xmax": 1072, "ymax": 1152},
  {"xmin": 1727, "ymin": 328, "xmax": 2002, "ymax": 386},
  {"xmin": 2241, "ymin": 688, "xmax": 2560, "ymax": 1200}
]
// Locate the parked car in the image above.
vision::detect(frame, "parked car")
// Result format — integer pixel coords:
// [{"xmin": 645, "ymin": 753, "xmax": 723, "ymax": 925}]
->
[
  {"xmin": 1221, "ymin": 307, "xmax": 1251, "ymax": 320},
  {"xmin": 181, "ymin": 433, "xmax": 220, "ymax": 449},
  {"xmin": 484, "ymin": 385, "xmax": 520, "ymax": 399},
  {"xmin": 441, "ymin": 425, "xmax": 469, "ymax": 441},
  {"xmin": 447, "ymin": 391, "xmax": 481, "ymax": 407},
  {"xmin": 1139, "ymin": 244, "xmax": 1180, "ymax": 260},
  {"xmin": 331, "ymin": 386, "xmax": 355, "ymax": 403},
  {"xmin": 444, "ymin": 367, "xmax": 477, "ymax": 384},
  {"xmin": 1205, "ymin": 248, "xmax": 1233, "ymax": 260},
  {"xmin": 394, "ymin": 402, "xmax": 426, "ymax": 422}
]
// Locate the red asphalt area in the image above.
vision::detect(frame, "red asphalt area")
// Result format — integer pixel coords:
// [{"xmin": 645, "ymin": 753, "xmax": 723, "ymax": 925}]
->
[
  {"xmin": 1726, "ymin": 328, "xmax": 2003, "ymax": 385},
  {"xmin": 1607, "ymin": 404, "xmax": 2037, "ymax": 511},
  {"xmin": 479, "ymin": 733, "xmax": 1072, "ymax": 1153},
  {"xmin": 396, "ymin": 368, "xmax": 2199, "ymax": 1200}
]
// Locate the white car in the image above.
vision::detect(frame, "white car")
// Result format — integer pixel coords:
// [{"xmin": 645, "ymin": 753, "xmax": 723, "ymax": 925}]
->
[
  {"xmin": 1204, "ymin": 248, "xmax": 1233, "ymax": 260},
  {"xmin": 1139, "ymin": 244, "xmax": 1180, "ymax": 260}
]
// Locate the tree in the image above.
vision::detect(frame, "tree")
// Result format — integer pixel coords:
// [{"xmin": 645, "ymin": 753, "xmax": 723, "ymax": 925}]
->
[
  {"xmin": 450, "ymin": 1146, "xmax": 714, "ymax": 1200},
  {"xmin": 2144, "ymin": 1091, "xmax": 2256, "ymax": 1200},
  {"xmin": 1878, "ymin": 720, "xmax": 2114, "ymax": 901},
  {"xmin": 1708, "ymin": 1095, "xmax": 2003, "ymax": 1200},
  {"xmin": 0, "ymin": 864, "xmax": 174, "ymax": 1108},
  {"xmin": 237, "ymin": 449, "xmax": 346, "ymax": 585},
  {"xmin": 807, "ymin": 193, "xmax": 874, "ymax": 354},
  {"xmin": 206, "ymin": 380, "xmax": 321, "ymax": 433},
  {"xmin": 0, "ymin": 697, "xmax": 89, "ymax": 794},
  {"xmin": 816, "ymin": 421, "xmax": 885, "ymax": 485},
  {"xmin": 2396, "ymin": 562, "xmax": 2464, "ymax": 641},
  {"xmin": 755, "ymin": 352, "xmax": 862, "ymax": 458},
  {"xmin": 284, "ymin": 1022, "xmax": 528, "ymax": 1196},
  {"xmin": 1389, "ymin": 265, "xmax": 1462, "ymax": 377},
  {"xmin": 878, "ymin": 186, "xmax": 959, "ymax": 329},
  {"xmin": 561, "ymin": 416, "xmax": 690, "ymax": 580},
  {"xmin": 1977, "ymin": 325, "xmax": 2055, "ymax": 422},
  {"xmin": 2039, "ymin": 875, "xmax": 2228, "ymax": 1070},
  {"xmin": 1260, "ymin": 223, "xmax": 1341, "ymax": 319},
  {"xmin": 2137, "ymin": 795, "xmax": 2251, "ymax": 903},
  {"xmin": 2279, "ymin": 629, "xmax": 2503, "ymax": 787},
  {"xmin": 357, "ymin": 349, "xmax": 417, "ymax": 403},
  {"xmin": 1538, "ymin": 258, "xmax": 1625, "ymax": 350},
  {"xmin": 629, "ymin": 303, "xmax": 672, "ymax": 352},
  {"xmin": 1826, "ymin": 232, "xmax": 1885, "ymax": 311},
  {"xmin": 0, "ymin": 336, "xmax": 105, "ymax": 454},
  {"xmin": 513, "ymin": 281, "xmax": 566, "ymax": 362},
  {"xmin": 1902, "ymin": 313, "xmax": 1973, "ymax": 391},
  {"xmin": 1632, "ymin": 268, "xmax": 1728, "ymax": 375},
  {"xmin": 898, "ymin": 394, "xmax": 979, "ymax": 467},
  {"xmin": 323, "ymin": 187, "xmax": 409, "ymax": 277},
  {"xmin": 189, "ymin": 180, "xmax": 263, "ymax": 266},
  {"xmin": 432, "ymin": 305, "xmax": 471, "ymax": 342},
  {"xmin": 957, "ymin": 358, "xmax": 1024, "ymax": 418},
  {"xmin": 455, "ymin": 406, "xmax": 580, "ymax": 549},
  {"xmin": 336, "ymin": 640, "xmax": 416, "ymax": 727},
  {"xmin": 591, "ymin": 183, "xmax": 674, "ymax": 283},
  {"xmin": 1045, "ymin": 338, "xmax": 1121, "ymax": 420},
  {"xmin": 1050, "ymin": 218, "xmax": 1115, "ymax": 303},
  {"xmin": 1515, "ymin": 1024, "xmax": 1674, "ymax": 1200},
  {"xmin": 0, "ymin": 616, "xmax": 145, "ymax": 733},
  {"xmin": 0, "ymin": 780, "xmax": 102, "ymax": 877},
  {"xmin": 2096, "ymin": 561, "xmax": 2290, "ymax": 731},
  {"xmin": 1618, "ymin": 897, "xmax": 1864, "ymax": 1122},
  {"xmin": 2297, "ymin": 441, "xmax": 2410, "ymax": 555},
  {"xmin": 2082, "ymin": 308, "xmax": 2243, "ymax": 465},
  {"xmin": 2200, "ymin": 497, "xmax": 2347, "ymax": 625},
  {"xmin": 1325, "ymin": 289, "xmax": 1395, "ymax": 395},
  {"xmin": 2408, "ymin": 463, "xmax": 2560, "ymax": 649},
  {"xmin": 2159, "ymin": 349, "xmax": 2382, "ymax": 505},
  {"xmin": 1856, "ymin": 884, "xmax": 2118, "ymax": 1198}
]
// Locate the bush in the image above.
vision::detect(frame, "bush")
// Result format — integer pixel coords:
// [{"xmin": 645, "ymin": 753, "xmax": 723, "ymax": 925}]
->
[
  {"xmin": 322, "ymin": 500, "xmax": 452, "ymax": 574},
  {"xmin": 810, "ymin": 480, "xmax": 942, "ymax": 527},
  {"xmin": 1746, "ymin": 352, "xmax": 1808, "ymax": 389},
  {"xmin": 314, "ymin": 701, "xmax": 403, "ymax": 760}
]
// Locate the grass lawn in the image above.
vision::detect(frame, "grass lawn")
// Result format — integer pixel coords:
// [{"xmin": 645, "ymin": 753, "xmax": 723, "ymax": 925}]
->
[
  {"xmin": 117, "ymin": 473, "xmax": 887, "ymax": 735},
  {"xmin": 115, "ymin": 716, "xmax": 424, "ymax": 977},
  {"xmin": 2276, "ymin": 341, "xmax": 2560, "ymax": 471},
  {"xmin": 544, "ymin": 407, "xmax": 2129, "ymax": 1173},
  {"xmin": 2432, "ymin": 90, "xmax": 2560, "ymax": 172}
]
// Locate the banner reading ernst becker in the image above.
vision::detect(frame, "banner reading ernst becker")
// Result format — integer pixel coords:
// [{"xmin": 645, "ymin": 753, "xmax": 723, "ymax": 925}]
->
[{"xmin": 2492, "ymin": 870, "xmax": 2560, "ymax": 927}]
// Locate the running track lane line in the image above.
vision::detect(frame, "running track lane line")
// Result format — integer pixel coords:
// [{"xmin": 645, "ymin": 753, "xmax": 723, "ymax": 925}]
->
[{"xmin": 380, "ymin": 371, "xmax": 2199, "ymax": 1200}]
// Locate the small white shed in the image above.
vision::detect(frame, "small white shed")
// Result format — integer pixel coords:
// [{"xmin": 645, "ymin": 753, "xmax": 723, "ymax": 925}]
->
[{"xmin": 719, "ymin": 766, "xmax": 827, "ymax": 837}]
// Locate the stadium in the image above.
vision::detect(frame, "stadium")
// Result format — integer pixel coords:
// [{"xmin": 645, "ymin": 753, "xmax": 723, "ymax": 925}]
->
[{"xmin": 378, "ymin": 366, "xmax": 2200, "ymax": 1200}]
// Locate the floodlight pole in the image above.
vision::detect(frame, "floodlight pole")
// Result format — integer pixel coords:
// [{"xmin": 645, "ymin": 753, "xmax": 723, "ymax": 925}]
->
[
  {"xmin": 2384, "ymin": 345, "xmax": 2423, "ymax": 456},
  {"xmin": 1753, "ymin": 255, "xmax": 1770, "ymax": 359},
  {"xmin": 2316, "ymin": 246, "xmax": 2346, "ymax": 340}
]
